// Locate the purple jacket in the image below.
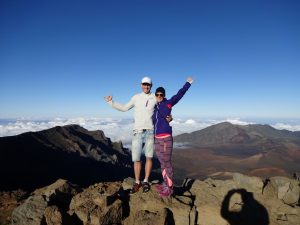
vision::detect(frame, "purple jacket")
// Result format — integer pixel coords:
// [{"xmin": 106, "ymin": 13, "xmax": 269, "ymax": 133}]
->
[{"xmin": 153, "ymin": 82, "xmax": 191, "ymax": 136}]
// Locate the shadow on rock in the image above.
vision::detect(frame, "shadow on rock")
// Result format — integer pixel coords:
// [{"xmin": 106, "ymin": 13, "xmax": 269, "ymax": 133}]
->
[
  {"xmin": 221, "ymin": 188, "xmax": 269, "ymax": 225},
  {"xmin": 106, "ymin": 187, "xmax": 131, "ymax": 219},
  {"xmin": 173, "ymin": 178, "xmax": 196, "ymax": 206}
]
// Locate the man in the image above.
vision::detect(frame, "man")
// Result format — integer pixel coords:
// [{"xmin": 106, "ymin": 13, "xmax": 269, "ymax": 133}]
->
[{"xmin": 104, "ymin": 77, "xmax": 156, "ymax": 193}]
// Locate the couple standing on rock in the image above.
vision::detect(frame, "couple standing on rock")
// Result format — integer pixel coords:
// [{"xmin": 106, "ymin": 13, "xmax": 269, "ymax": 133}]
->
[{"xmin": 104, "ymin": 76, "xmax": 193, "ymax": 197}]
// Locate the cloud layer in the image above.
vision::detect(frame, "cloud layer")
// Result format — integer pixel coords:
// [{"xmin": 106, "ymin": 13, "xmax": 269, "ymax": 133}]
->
[{"xmin": 1, "ymin": 117, "xmax": 300, "ymax": 147}]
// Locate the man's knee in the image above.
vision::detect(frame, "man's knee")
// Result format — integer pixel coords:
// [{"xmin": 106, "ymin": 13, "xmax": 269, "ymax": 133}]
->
[{"xmin": 132, "ymin": 156, "xmax": 141, "ymax": 162}]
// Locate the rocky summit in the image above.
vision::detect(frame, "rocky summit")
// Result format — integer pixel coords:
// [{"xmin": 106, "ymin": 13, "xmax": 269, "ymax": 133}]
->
[{"xmin": 2, "ymin": 173, "xmax": 299, "ymax": 225}]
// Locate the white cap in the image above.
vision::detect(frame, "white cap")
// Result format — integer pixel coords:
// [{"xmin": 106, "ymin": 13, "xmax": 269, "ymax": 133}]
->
[{"xmin": 141, "ymin": 76, "xmax": 152, "ymax": 84}]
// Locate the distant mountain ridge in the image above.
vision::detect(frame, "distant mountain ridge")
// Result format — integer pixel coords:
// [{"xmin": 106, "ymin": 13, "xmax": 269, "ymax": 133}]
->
[
  {"xmin": 0, "ymin": 125, "xmax": 133, "ymax": 191},
  {"xmin": 174, "ymin": 122, "xmax": 300, "ymax": 147},
  {"xmin": 26, "ymin": 124, "xmax": 130, "ymax": 164},
  {"xmin": 172, "ymin": 122, "xmax": 300, "ymax": 181}
]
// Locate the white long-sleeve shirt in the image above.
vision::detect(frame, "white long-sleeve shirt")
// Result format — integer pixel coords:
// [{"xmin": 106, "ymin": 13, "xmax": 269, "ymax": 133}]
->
[{"xmin": 108, "ymin": 92, "xmax": 156, "ymax": 130}]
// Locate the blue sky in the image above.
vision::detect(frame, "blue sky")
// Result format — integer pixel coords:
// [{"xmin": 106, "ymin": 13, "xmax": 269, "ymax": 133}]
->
[{"xmin": 1, "ymin": 0, "xmax": 299, "ymax": 119}]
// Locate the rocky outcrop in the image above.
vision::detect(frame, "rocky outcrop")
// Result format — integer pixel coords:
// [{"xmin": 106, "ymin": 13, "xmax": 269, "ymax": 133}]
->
[
  {"xmin": 263, "ymin": 176, "xmax": 300, "ymax": 206},
  {"xmin": 69, "ymin": 182, "xmax": 124, "ymax": 225},
  {"xmin": 191, "ymin": 173, "xmax": 300, "ymax": 225},
  {"xmin": 121, "ymin": 178, "xmax": 196, "ymax": 225},
  {"xmin": 9, "ymin": 173, "xmax": 300, "ymax": 225},
  {"xmin": 0, "ymin": 190, "xmax": 27, "ymax": 225},
  {"xmin": 11, "ymin": 179, "xmax": 81, "ymax": 225}
]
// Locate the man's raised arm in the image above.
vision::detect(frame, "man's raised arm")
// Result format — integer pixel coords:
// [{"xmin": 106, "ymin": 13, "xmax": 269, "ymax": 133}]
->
[{"xmin": 104, "ymin": 95, "xmax": 135, "ymax": 112}]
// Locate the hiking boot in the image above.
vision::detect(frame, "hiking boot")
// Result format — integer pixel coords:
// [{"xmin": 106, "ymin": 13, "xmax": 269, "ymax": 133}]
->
[
  {"xmin": 159, "ymin": 186, "xmax": 173, "ymax": 197},
  {"xmin": 130, "ymin": 182, "xmax": 142, "ymax": 194},
  {"xmin": 142, "ymin": 181, "xmax": 151, "ymax": 193},
  {"xmin": 155, "ymin": 182, "xmax": 167, "ymax": 192}
]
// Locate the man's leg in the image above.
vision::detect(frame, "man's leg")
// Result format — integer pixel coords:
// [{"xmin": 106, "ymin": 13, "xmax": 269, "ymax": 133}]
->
[
  {"xmin": 134, "ymin": 161, "xmax": 142, "ymax": 182},
  {"xmin": 131, "ymin": 131, "xmax": 143, "ymax": 194},
  {"xmin": 144, "ymin": 157, "xmax": 152, "ymax": 182},
  {"xmin": 143, "ymin": 130, "xmax": 154, "ymax": 187}
]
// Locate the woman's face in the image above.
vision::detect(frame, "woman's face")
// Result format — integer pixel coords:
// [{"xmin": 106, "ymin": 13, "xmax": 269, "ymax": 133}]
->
[{"xmin": 155, "ymin": 92, "xmax": 164, "ymax": 103}]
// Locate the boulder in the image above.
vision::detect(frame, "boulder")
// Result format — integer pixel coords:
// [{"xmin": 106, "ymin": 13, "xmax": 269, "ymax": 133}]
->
[
  {"xmin": 11, "ymin": 179, "xmax": 80, "ymax": 225},
  {"xmin": 69, "ymin": 182, "xmax": 124, "ymax": 225},
  {"xmin": 0, "ymin": 190, "xmax": 27, "ymax": 225},
  {"xmin": 44, "ymin": 205, "xmax": 73, "ymax": 225},
  {"xmin": 190, "ymin": 178, "xmax": 235, "ymax": 225},
  {"xmin": 11, "ymin": 195, "xmax": 48, "ymax": 225},
  {"xmin": 263, "ymin": 176, "xmax": 300, "ymax": 206},
  {"xmin": 232, "ymin": 173, "xmax": 264, "ymax": 193},
  {"xmin": 127, "ymin": 209, "xmax": 171, "ymax": 225},
  {"xmin": 122, "ymin": 179, "xmax": 196, "ymax": 225}
]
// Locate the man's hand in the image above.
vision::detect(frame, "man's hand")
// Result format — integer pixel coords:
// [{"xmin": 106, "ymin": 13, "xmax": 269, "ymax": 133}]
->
[
  {"xmin": 166, "ymin": 115, "xmax": 173, "ymax": 123},
  {"xmin": 104, "ymin": 95, "xmax": 113, "ymax": 102},
  {"xmin": 187, "ymin": 76, "xmax": 193, "ymax": 84}
]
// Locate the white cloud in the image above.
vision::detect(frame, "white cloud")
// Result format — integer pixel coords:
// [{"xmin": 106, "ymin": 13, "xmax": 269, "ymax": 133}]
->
[
  {"xmin": 0, "ymin": 117, "xmax": 299, "ymax": 147},
  {"xmin": 0, "ymin": 117, "xmax": 134, "ymax": 146},
  {"xmin": 185, "ymin": 119, "xmax": 196, "ymax": 124},
  {"xmin": 272, "ymin": 123, "xmax": 300, "ymax": 132},
  {"xmin": 223, "ymin": 118, "xmax": 253, "ymax": 126},
  {"xmin": 171, "ymin": 118, "xmax": 254, "ymax": 136}
]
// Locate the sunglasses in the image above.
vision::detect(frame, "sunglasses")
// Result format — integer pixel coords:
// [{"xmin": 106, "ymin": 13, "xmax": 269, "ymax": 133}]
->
[
  {"xmin": 155, "ymin": 93, "xmax": 164, "ymax": 97},
  {"xmin": 142, "ymin": 83, "xmax": 151, "ymax": 86}
]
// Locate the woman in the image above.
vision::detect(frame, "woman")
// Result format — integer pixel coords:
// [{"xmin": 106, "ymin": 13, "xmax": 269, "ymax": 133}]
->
[{"xmin": 153, "ymin": 77, "xmax": 193, "ymax": 197}]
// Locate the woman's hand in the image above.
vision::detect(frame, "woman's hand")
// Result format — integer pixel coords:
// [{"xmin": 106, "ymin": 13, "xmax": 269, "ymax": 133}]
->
[
  {"xmin": 187, "ymin": 77, "xmax": 193, "ymax": 84},
  {"xmin": 166, "ymin": 115, "xmax": 173, "ymax": 123}
]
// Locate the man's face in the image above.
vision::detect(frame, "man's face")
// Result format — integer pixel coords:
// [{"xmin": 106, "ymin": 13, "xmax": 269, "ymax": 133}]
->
[{"xmin": 141, "ymin": 83, "xmax": 152, "ymax": 94}]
